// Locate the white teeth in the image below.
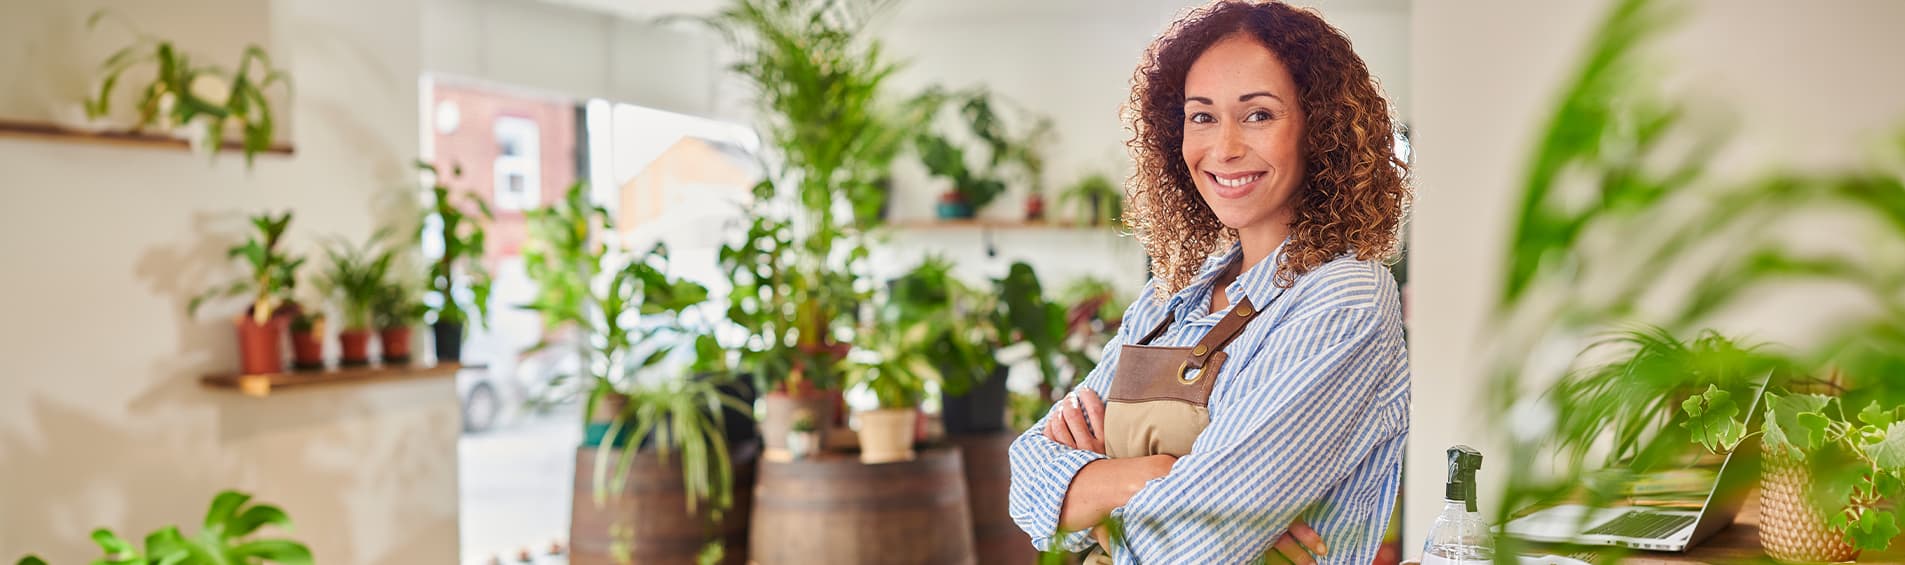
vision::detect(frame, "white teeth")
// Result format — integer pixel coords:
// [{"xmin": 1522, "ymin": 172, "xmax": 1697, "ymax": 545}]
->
[{"xmin": 1213, "ymin": 173, "xmax": 1261, "ymax": 188}]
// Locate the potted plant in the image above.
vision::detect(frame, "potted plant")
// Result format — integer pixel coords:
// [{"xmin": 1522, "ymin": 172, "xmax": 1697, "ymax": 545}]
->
[
  {"xmin": 373, "ymin": 270, "xmax": 427, "ymax": 365},
  {"xmin": 317, "ymin": 235, "xmax": 392, "ymax": 367},
  {"xmin": 417, "ymin": 160, "xmax": 493, "ymax": 363},
  {"xmin": 82, "ymin": 11, "xmax": 291, "ymax": 167},
  {"xmin": 787, "ymin": 409, "xmax": 819, "ymax": 460},
  {"xmin": 1677, "ymin": 363, "xmax": 1905, "ymax": 559},
  {"xmin": 13, "ymin": 489, "xmax": 312, "ymax": 565},
  {"xmin": 1058, "ymin": 172, "xmax": 1124, "ymax": 227},
  {"xmin": 287, "ymin": 303, "xmax": 324, "ymax": 371},
  {"xmin": 912, "ymin": 88, "xmax": 1053, "ymax": 220},
  {"xmin": 885, "ymin": 256, "xmax": 1007, "ymax": 435},
  {"xmin": 848, "ymin": 320, "xmax": 936, "ymax": 464},
  {"xmin": 189, "ymin": 211, "xmax": 302, "ymax": 376},
  {"xmin": 521, "ymin": 187, "xmax": 752, "ymax": 563}
]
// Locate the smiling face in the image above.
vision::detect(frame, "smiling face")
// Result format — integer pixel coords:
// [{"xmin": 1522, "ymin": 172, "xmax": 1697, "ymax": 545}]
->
[{"xmin": 1180, "ymin": 32, "xmax": 1306, "ymax": 235}]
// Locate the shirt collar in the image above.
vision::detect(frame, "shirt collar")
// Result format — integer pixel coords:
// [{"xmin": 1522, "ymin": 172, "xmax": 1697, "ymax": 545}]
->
[{"xmin": 1163, "ymin": 238, "xmax": 1291, "ymax": 322}]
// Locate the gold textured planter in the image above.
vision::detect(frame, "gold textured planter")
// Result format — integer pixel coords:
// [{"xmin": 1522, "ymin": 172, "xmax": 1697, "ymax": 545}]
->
[{"xmin": 1759, "ymin": 442, "xmax": 1860, "ymax": 563}]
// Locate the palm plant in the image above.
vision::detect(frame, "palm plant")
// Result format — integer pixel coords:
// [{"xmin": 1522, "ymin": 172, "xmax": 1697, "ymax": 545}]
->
[
  {"xmin": 317, "ymin": 234, "xmax": 394, "ymax": 332},
  {"xmin": 83, "ymin": 11, "xmax": 290, "ymax": 167},
  {"xmin": 1486, "ymin": 0, "xmax": 1905, "ymax": 554},
  {"xmin": 700, "ymin": 0, "xmax": 914, "ymax": 393},
  {"xmin": 15, "ymin": 490, "xmax": 312, "ymax": 565}
]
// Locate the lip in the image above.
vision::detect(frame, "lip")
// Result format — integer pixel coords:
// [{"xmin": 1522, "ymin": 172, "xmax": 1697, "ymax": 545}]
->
[{"xmin": 1205, "ymin": 170, "xmax": 1265, "ymax": 199}]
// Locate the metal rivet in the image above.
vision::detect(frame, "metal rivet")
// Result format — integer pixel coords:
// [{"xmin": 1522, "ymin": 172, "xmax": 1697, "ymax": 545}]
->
[
  {"xmin": 1192, "ymin": 344, "xmax": 1208, "ymax": 356},
  {"xmin": 1235, "ymin": 306, "xmax": 1254, "ymax": 317}
]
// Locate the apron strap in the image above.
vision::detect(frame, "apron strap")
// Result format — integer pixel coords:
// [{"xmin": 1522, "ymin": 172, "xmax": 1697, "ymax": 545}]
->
[
  {"xmin": 1136, "ymin": 313, "xmax": 1175, "ymax": 345},
  {"xmin": 1184, "ymin": 296, "xmax": 1264, "ymax": 371}
]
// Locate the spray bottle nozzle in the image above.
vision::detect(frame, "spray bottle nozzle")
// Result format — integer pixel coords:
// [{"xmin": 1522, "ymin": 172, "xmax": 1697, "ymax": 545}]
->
[{"xmin": 1445, "ymin": 445, "xmax": 1483, "ymax": 513}]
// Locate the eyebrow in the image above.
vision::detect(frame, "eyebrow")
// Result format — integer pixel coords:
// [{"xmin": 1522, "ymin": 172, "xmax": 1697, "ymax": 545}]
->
[{"xmin": 1185, "ymin": 92, "xmax": 1283, "ymax": 105}]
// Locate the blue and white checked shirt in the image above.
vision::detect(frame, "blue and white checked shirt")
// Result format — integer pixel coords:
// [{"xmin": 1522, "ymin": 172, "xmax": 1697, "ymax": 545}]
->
[{"xmin": 1008, "ymin": 240, "xmax": 1410, "ymax": 564}]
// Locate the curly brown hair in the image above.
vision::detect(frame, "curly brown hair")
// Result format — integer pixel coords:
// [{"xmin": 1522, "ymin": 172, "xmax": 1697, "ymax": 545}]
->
[{"xmin": 1122, "ymin": 0, "xmax": 1410, "ymax": 297}]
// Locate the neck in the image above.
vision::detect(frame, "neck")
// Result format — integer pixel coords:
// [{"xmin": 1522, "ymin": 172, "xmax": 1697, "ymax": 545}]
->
[{"xmin": 1235, "ymin": 219, "xmax": 1292, "ymax": 275}]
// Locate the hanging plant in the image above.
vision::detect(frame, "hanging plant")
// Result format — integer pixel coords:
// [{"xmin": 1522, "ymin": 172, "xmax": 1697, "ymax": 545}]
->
[{"xmin": 83, "ymin": 10, "xmax": 291, "ymax": 167}]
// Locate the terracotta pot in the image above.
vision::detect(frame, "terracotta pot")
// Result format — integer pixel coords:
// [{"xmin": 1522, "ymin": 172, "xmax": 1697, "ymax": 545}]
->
[
  {"xmin": 1026, "ymin": 193, "xmax": 1045, "ymax": 221},
  {"xmin": 289, "ymin": 328, "xmax": 324, "ymax": 371},
  {"xmin": 763, "ymin": 391, "xmax": 835, "ymax": 463},
  {"xmin": 338, "ymin": 329, "xmax": 372, "ymax": 366},
  {"xmin": 234, "ymin": 317, "xmax": 286, "ymax": 375},
  {"xmin": 857, "ymin": 408, "xmax": 918, "ymax": 464},
  {"xmin": 379, "ymin": 326, "xmax": 412, "ymax": 364}
]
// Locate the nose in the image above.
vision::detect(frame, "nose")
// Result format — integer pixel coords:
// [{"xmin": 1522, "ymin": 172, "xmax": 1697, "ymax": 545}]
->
[{"xmin": 1217, "ymin": 121, "xmax": 1246, "ymax": 162}]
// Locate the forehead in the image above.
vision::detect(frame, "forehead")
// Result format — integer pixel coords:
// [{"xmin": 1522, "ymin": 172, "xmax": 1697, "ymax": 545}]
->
[{"xmin": 1184, "ymin": 33, "xmax": 1297, "ymax": 98}]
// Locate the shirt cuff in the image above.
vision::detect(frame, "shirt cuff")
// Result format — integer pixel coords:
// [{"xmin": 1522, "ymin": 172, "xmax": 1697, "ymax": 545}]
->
[{"xmin": 1026, "ymin": 448, "xmax": 1107, "ymax": 552}]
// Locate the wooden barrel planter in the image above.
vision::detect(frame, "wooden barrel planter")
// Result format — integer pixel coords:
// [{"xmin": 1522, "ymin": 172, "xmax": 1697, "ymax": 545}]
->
[
  {"xmin": 949, "ymin": 432, "xmax": 1037, "ymax": 565},
  {"xmin": 750, "ymin": 445, "xmax": 976, "ymax": 565},
  {"xmin": 569, "ymin": 441, "xmax": 758, "ymax": 565}
]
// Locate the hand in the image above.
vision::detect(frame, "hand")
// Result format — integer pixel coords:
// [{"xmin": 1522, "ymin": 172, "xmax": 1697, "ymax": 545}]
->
[
  {"xmin": 1044, "ymin": 388, "xmax": 1107, "ymax": 454},
  {"xmin": 1264, "ymin": 518, "xmax": 1328, "ymax": 565}
]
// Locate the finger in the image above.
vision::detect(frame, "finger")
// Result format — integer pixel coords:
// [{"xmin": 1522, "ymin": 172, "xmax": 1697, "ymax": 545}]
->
[
  {"xmin": 1079, "ymin": 388, "xmax": 1107, "ymax": 451},
  {"xmin": 1273, "ymin": 535, "xmax": 1315, "ymax": 565},
  {"xmin": 1261, "ymin": 546, "xmax": 1295, "ymax": 565},
  {"xmin": 1286, "ymin": 519, "xmax": 1328, "ymax": 557},
  {"xmin": 1046, "ymin": 408, "xmax": 1075, "ymax": 447},
  {"xmin": 1060, "ymin": 403, "xmax": 1095, "ymax": 450}
]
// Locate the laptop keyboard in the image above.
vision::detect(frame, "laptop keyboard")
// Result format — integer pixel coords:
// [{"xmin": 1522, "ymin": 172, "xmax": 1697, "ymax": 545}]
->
[{"xmin": 1583, "ymin": 511, "xmax": 1698, "ymax": 539}]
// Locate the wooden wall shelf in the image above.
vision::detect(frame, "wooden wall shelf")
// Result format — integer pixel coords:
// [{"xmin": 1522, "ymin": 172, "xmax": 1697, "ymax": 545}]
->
[
  {"xmin": 0, "ymin": 118, "xmax": 294, "ymax": 156},
  {"xmin": 201, "ymin": 362, "xmax": 461, "ymax": 397}
]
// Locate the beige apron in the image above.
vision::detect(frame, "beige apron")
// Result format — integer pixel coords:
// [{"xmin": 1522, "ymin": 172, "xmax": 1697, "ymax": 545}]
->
[{"xmin": 1085, "ymin": 296, "xmax": 1267, "ymax": 564}]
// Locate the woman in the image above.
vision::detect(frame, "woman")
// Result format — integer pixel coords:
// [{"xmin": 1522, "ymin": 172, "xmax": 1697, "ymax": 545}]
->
[{"xmin": 1006, "ymin": 2, "xmax": 1411, "ymax": 564}]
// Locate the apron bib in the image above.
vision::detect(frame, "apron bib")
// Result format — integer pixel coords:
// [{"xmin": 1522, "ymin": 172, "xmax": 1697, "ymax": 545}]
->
[{"xmin": 1085, "ymin": 296, "xmax": 1267, "ymax": 564}]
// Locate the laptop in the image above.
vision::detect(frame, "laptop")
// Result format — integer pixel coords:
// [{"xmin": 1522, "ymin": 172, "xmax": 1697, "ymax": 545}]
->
[{"xmin": 1503, "ymin": 373, "xmax": 1769, "ymax": 552}]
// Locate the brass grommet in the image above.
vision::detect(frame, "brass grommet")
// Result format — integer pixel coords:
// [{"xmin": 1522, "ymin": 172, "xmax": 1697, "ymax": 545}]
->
[
  {"xmin": 1176, "ymin": 361, "xmax": 1200, "ymax": 385},
  {"xmin": 1235, "ymin": 305, "xmax": 1254, "ymax": 317},
  {"xmin": 1192, "ymin": 344, "xmax": 1208, "ymax": 356}
]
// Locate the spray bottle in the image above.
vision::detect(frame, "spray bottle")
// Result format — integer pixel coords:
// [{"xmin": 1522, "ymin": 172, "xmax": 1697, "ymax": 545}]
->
[{"xmin": 1422, "ymin": 445, "xmax": 1493, "ymax": 565}]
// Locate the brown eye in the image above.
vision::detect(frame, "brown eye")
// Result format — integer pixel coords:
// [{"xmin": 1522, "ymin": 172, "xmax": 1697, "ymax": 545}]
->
[
  {"xmin": 1245, "ymin": 110, "xmax": 1273, "ymax": 123},
  {"xmin": 1188, "ymin": 112, "xmax": 1214, "ymax": 124}
]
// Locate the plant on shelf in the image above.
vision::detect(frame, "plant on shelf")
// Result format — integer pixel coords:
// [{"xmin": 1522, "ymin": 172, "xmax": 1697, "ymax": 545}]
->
[
  {"xmin": 913, "ymin": 87, "xmax": 1055, "ymax": 220},
  {"xmin": 189, "ymin": 211, "xmax": 302, "ymax": 375},
  {"xmin": 316, "ymin": 233, "xmax": 393, "ymax": 367},
  {"xmin": 14, "ymin": 489, "xmax": 312, "ymax": 565},
  {"xmin": 286, "ymin": 295, "xmax": 325, "ymax": 371},
  {"xmin": 1484, "ymin": 0, "xmax": 1905, "ymax": 560},
  {"xmin": 82, "ymin": 11, "xmax": 291, "ymax": 167},
  {"xmin": 417, "ymin": 160, "xmax": 493, "ymax": 363},
  {"xmin": 373, "ymin": 267, "xmax": 428, "ymax": 365},
  {"xmin": 1058, "ymin": 172, "xmax": 1124, "ymax": 228}
]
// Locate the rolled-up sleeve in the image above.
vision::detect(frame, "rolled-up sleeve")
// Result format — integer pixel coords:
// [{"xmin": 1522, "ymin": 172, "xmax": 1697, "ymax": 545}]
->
[
  {"xmin": 1007, "ymin": 284, "xmax": 1158, "ymax": 552},
  {"xmin": 1107, "ymin": 304, "xmax": 1408, "ymax": 564}
]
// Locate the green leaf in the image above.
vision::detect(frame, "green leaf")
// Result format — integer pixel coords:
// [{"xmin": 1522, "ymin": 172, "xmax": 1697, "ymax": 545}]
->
[
  {"xmin": 17, "ymin": 556, "xmax": 48, "ymax": 565},
  {"xmin": 1862, "ymin": 401, "xmax": 1897, "ymax": 428},
  {"xmin": 229, "ymin": 540, "xmax": 314, "ymax": 565},
  {"xmin": 1796, "ymin": 411, "xmax": 1832, "ymax": 451},
  {"xmin": 203, "ymin": 490, "xmax": 251, "ymax": 532},
  {"xmin": 1849, "ymin": 510, "xmax": 1901, "ymax": 551},
  {"xmin": 1869, "ymin": 422, "xmax": 1905, "ymax": 471},
  {"xmin": 229, "ymin": 504, "xmax": 291, "ymax": 537},
  {"xmin": 1680, "ymin": 384, "xmax": 1745, "ymax": 452},
  {"xmin": 91, "ymin": 529, "xmax": 135, "ymax": 556}
]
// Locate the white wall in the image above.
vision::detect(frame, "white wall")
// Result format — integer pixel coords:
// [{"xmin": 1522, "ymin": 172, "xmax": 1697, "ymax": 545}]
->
[
  {"xmin": 0, "ymin": 0, "xmax": 460, "ymax": 562},
  {"xmin": 1407, "ymin": 0, "xmax": 1905, "ymax": 555},
  {"xmin": 423, "ymin": 0, "xmax": 730, "ymax": 119}
]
